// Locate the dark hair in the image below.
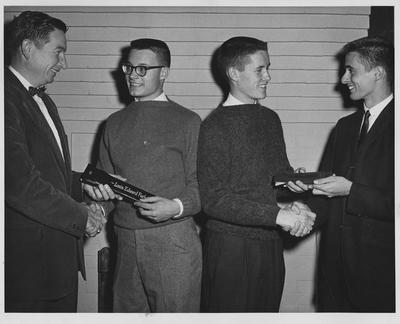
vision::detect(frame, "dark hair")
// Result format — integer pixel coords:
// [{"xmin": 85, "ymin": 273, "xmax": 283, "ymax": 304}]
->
[
  {"xmin": 129, "ymin": 38, "xmax": 171, "ymax": 67},
  {"xmin": 5, "ymin": 11, "xmax": 67, "ymax": 58},
  {"xmin": 341, "ymin": 36, "xmax": 394, "ymax": 89},
  {"xmin": 217, "ymin": 36, "xmax": 268, "ymax": 81}
]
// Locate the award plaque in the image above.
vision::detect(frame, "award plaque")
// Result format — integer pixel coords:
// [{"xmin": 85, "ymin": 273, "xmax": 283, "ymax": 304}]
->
[
  {"xmin": 80, "ymin": 164, "xmax": 154, "ymax": 203},
  {"xmin": 273, "ymin": 171, "xmax": 332, "ymax": 186}
]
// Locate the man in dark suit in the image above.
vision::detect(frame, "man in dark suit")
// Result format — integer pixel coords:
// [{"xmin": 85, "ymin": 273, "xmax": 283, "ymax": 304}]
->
[
  {"xmin": 5, "ymin": 11, "xmax": 106, "ymax": 312},
  {"xmin": 288, "ymin": 36, "xmax": 394, "ymax": 312}
]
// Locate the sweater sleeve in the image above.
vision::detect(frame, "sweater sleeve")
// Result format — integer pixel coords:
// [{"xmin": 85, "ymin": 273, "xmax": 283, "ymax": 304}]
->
[
  {"xmin": 197, "ymin": 117, "xmax": 280, "ymax": 227},
  {"xmin": 176, "ymin": 114, "xmax": 202, "ymax": 217}
]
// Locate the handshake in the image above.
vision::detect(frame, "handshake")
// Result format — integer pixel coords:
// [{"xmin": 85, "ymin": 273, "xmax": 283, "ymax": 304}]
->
[
  {"xmin": 276, "ymin": 201, "xmax": 316, "ymax": 237},
  {"xmin": 83, "ymin": 202, "xmax": 107, "ymax": 237}
]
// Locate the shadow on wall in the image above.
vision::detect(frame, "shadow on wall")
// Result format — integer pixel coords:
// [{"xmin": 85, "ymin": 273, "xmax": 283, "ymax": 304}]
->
[{"xmin": 209, "ymin": 45, "xmax": 230, "ymax": 106}]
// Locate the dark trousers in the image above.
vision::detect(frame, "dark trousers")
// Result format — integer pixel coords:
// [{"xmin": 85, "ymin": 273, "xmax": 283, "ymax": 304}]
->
[
  {"xmin": 201, "ymin": 230, "xmax": 285, "ymax": 312},
  {"xmin": 5, "ymin": 286, "xmax": 78, "ymax": 312}
]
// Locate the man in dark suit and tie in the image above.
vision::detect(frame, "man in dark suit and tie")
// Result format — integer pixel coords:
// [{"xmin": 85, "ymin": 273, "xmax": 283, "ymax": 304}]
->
[
  {"xmin": 5, "ymin": 11, "xmax": 106, "ymax": 312},
  {"xmin": 288, "ymin": 36, "xmax": 394, "ymax": 312}
]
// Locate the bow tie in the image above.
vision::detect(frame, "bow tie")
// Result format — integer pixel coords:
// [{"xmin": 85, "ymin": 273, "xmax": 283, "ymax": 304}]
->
[{"xmin": 29, "ymin": 86, "xmax": 46, "ymax": 98}]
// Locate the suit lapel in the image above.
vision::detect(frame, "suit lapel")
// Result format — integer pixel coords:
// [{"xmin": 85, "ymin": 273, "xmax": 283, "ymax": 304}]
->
[{"xmin": 6, "ymin": 69, "xmax": 71, "ymax": 187}]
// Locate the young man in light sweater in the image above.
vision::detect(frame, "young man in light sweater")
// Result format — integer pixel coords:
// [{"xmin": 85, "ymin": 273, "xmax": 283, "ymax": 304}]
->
[
  {"xmin": 197, "ymin": 36, "xmax": 316, "ymax": 312},
  {"xmin": 84, "ymin": 38, "xmax": 202, "ymax": 312}
]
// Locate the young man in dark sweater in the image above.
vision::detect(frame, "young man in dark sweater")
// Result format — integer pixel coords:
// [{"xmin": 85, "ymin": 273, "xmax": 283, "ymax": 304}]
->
[
  {"xmin": 84, "ymin": 38, "xmax": 202, "ymax": 312},
  {"xmin": 197, "ymin": 36, "xmax": 316, "ymax": 312}
]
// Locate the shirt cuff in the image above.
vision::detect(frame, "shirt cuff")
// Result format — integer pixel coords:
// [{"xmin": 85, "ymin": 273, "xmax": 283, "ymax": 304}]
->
[
  {"xmin": 99, "ymin": 204, "xmax": 106, "ymax": 218},
  {"xmin": 172, "ymin": 198, "xmax": 184, "ymax": 219}
]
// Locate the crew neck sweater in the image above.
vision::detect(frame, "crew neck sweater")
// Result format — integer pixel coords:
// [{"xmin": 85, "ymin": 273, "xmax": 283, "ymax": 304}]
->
[
  {"xmin": 197, "ymin": 104, "xmax": 292, "ymax": 240},
  {"xmin": 98, "ymin": 100, "xmax": 201, "ymax": 230}
]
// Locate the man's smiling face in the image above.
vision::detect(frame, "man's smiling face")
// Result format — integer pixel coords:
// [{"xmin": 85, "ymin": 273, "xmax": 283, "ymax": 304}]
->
[
  {"xmin": 29, "ymin": 28, "xmax": 67, "ymax": 87},
  {"xmin": 341, "ymin": 51, "xmax": 378, "ymax": 106}
]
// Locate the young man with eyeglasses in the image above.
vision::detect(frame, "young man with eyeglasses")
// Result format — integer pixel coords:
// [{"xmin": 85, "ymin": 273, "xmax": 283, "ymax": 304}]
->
[{"xmin": 83, "ymin": 38, "xmax": 202, "ymax": 312}]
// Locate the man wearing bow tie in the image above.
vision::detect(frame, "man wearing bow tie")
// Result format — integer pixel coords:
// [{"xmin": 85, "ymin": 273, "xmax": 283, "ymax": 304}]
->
[{"xmin": 5, "ymin": 11, "xmax": 106, "ymax": 312}]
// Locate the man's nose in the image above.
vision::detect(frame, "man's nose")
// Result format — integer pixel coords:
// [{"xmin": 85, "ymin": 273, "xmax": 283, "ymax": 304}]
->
[
  {"xmin": 59, "ymin": 53, "xmax": 67, "ymax": 69},
  {"xmin": 341, "ymin": 71, "xmax": 350, "ymax": 84}
]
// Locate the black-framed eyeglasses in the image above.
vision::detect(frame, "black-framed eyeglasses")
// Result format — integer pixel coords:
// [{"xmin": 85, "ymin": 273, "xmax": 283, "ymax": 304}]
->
[{"xmin": 121, "ymin": 63, "xmax": 164, "ymax": 77}]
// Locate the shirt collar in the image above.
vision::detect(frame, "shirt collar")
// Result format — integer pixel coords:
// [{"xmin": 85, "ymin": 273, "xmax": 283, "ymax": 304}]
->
[
  {"xmin": 363, "ymin": 93, "xmax": 393, "ymax": 117},
  {"xmin": 134, "ymin": 92, "xmax": 168, "ymax": 102},
  {"xmin": 8, "ymin": 66, "xmax": 34, "ymax": 91},
  {"xmin": 223, "ymin": 93, "xmax": 257, "ymax": 106}
]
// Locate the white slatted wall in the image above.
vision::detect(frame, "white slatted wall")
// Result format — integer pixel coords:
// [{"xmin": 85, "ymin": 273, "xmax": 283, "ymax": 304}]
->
[{"xmin": 4, "ymin": 6, "xmax": 370, "ymax": 312}]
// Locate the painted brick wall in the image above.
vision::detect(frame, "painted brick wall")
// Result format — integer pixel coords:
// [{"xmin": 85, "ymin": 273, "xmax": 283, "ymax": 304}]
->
[{"xmin": 4, "ymin": 6, "xmax": 369, "ymax": 312}]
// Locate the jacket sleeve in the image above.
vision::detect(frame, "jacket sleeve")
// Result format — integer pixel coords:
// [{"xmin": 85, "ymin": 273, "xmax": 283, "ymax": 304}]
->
[
  {"xmin": 197, "ymin": 118, "xmax": 280, "ymax": 227},
  {"xmin": 307, "ymin": 125, "xmax": 337, "ymax": 229},
  {"xmin": 346, "ymin": 182, "xmax": 394, "ymax": 221},
  {"xmin": 5, "ymin": 97, "xmax": 88, "ymax": 237}
]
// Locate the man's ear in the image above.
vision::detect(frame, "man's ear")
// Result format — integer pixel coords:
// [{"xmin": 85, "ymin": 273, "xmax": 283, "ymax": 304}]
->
[
  {"xmin": 374, "ymin": 66, "xmax": 386, "ymax": 81},
  {"xmin": 20, "ymin": 39, "xmax": 34, "ymax": 60},
  {"xmin": 160, "ymin": 66, "xmax": 169, "ymax": 81},
  {"xmin": 228, "ymin": 66, "xmax": 239, "ymax": 82}
]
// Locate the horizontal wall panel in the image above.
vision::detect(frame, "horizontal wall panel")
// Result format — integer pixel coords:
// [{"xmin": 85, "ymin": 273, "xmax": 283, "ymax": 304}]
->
[
  {"xmin": 67, "ymin": 41, "xmax": 345, "ymax": 56},
  {"xmin": 71, "ymin": 133, "xmax": 96, "ymax": 171},
  {"xmin": 283, "ymin": 123, "xmax": 336, "ymax": 170},
  {"xmin": 61, "ymin": 55, "xmax": 341, "ymax": 70},
  {"xmin": 59, "ymin": 68, "xmax": 340, "ymax": 84},
  {"xmin": 15, "ymin": 13, "xmax": 368, "ymax": 29},
  {"xmin": 4, "ymin": 7, "xmax": 371, "ymax": 15},
  {"xmin": 65, "ymin": 27, "xmax": 367, "ymax": 43},
  {"xmin": 63, "ymin": 121, "xmax": 102, "ymax": 134}
]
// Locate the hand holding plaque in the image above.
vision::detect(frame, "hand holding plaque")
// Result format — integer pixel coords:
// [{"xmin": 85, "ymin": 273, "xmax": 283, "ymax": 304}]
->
[
  {"xmin": 273, "ymin": 171, "xmax": 333, "ymax": 187},
  {"xmin": 80, "ymin": 164, "xmax": 154, "ymax": 203}
]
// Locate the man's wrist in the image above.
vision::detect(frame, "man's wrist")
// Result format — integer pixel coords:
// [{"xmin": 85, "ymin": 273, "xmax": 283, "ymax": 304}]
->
[{"xmin": 171, "ymin": 198, "xmax": 183, "ymax": 219}]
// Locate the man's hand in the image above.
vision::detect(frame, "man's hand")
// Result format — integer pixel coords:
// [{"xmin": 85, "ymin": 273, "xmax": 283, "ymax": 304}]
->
[
  {"xmin": 277, "ymin": 203, "xmax": 316, "ymax": 237},
  {"xmin": 134, "ymin": 196, "xmax": 180, "ymax": 223},
  {"xmin": 83, "ymin": 174, "xmax": 126, "ymax": 201},
  {"xmin": 285, "ymin": 167, "xmax": 311, "ymax": 193},
  {"xmin": 85, "ymin": 202, "xmax": 107, "ymax": 237},
  {"xmin": 312, "ymin": 175, "xmax": 352, "ymax": 197},
  {"xmin": 286, "ymin": 180, "xmax": 311, "ymax": 193}
]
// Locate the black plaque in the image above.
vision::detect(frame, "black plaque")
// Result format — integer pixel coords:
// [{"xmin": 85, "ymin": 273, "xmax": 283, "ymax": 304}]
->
[
  {"xmin": 80, "ymin": 164, "xmax": 154, "ymax": 203},
  {"xmin": 273, "ymin": 171, "xmax": 333, "ymax": 186}
]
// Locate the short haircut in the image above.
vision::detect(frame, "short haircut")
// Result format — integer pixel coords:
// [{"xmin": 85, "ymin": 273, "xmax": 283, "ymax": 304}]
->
[
  {"xmin": 341, "ymin": 36, "xmax": 394, "ymax": 89},
  {"xmin": 217, "ymin": 36, "xmax": 268, "ymax": 81},
  {"xmin": 6, "ymin": 11, "xmax": 68, "ymax": 58},
  {"xmin": 130, "ymin": 38, "xmax": 171, "ymax": 67}
]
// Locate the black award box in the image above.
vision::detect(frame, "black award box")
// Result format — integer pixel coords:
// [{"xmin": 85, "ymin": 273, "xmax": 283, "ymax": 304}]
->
[
  {"xmin": 273, "ymin": 171, "xmax": 333, "ymax": 186},
  {"xmin": 80, "ymin": 164, "xmax": 154, "ymax": 203}
]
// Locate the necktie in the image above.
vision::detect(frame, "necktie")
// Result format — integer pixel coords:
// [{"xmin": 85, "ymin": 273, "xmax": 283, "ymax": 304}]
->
[
  {"xmin": 358, "ymin": 109, "xmax": 370, "ymax": 147},
  {"xmin": 29, "ymin": 86, "xmax": 46, "ymax": 98}
]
